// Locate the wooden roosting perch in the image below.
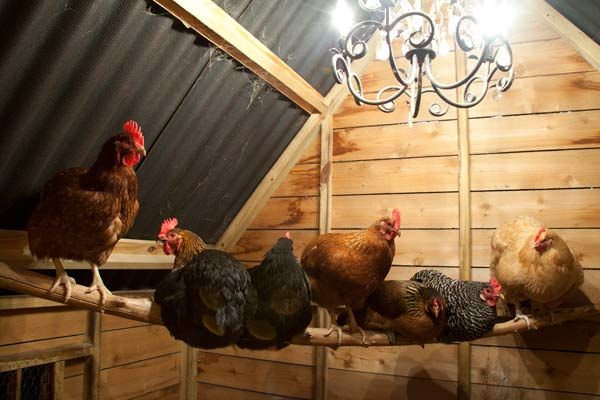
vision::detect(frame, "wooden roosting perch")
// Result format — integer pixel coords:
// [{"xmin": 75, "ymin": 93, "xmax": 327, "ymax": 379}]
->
[{"xmin": 1, "ymin": 261, "xmax": 599, "ymax": 348}]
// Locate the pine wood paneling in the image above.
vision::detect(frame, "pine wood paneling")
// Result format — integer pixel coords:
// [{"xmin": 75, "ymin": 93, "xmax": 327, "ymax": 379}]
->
[
  {"xmin": 201, "ymin": 344, "xmax": 314, "ymax": 366},
  {"xmin": 472, "ymin": 228, "xmax": 600, "ymax": 269},
  {"xmin": 131, "ymin": 385, "xmax": 179, "ymax": 400},
  {"xmin": 328, "ymin": 368, "xmax": 457, "ymax": 400},
  {"xmin": 333, "ymin": 120, "xmax": 458, "ymax": 162},
  {"xmin": 272, "ymin": 164, "xmax": 319, "ymax": 197},
  {"xmin": 196, "ymin": 352, "xmax": 314, "ymax": 399},
  {"xmin": 64, "ymin": 374, "xmax": 84, "ymax": 400},
  {"xmin": 249, "ymin": 196, "xmax": 319, "ymax": 230},
  {"xmin": 471, "ymin": 149, "xmax": 600, "ymax": 190},
  {"xmin": 231, "ymin": 229, "xmax": 318, "ymax": 262},
  {"xmin": 333, "ymin": 156, "xmax": 458, "ymax": 195},
  {"xmin": 507, "ymin": 9, "xmax": 560, "ymax": 44},
  {"xmin": 472, "ymin": 384, "xmax": 599, "ymax": 400},
  {"xmin": 332, "ymin": 193, "xmax": 458, "ymax": 229},
  {"xmin": 469, "ymin": 110, "xmax": 600, "ymax": 155},
  {"xmin": 102, "ymin": 314, "xmax": 149, "ymax": 332},
  {"xmin": 197, "ymin": 383, "xmax": 298, "ymax": 400},
  {"xmin": 298, "ymin": 134, "xmax": 320, "ymax": 164},
  {"xmin": 471, "ymin": 189, "xmax": 600, "ymax": 228},
  {"xmin": 0, "ymin": 309, "xmax": 86, "ymax": 346}
]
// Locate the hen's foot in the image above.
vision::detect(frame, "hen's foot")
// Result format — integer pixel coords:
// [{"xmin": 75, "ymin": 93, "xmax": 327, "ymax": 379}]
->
[
  {"xmin": 86, "ymin": 281, "xmax": 112, "ymax": 306},
  {"xmin": 513, "ymin": 310, "xmax": 531, "ymax": 330},
  {"xmin": 324, "ymin": 324, "xmax": 343, "ymax": 349},
  {"xmin": 345, "ymin": 325, "xmax": 368, "ymax": 347},
  {"xmin": 49, "ymin": 272, "xmax": 75, "ymax": 303}
]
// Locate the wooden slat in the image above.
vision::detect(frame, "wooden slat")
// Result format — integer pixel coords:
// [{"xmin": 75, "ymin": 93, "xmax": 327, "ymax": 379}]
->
[
  {"xmin": 333, "ymin": 91, "xmax": 458, "ymax": 129},
  {"xmin": 134, "ymin": 385, "xmax": 180, "ymax": 400},
  {"xmin": 298, "ymin": 135, "xmax": 321, "ymax": 165},
  {"xmin": 332, "ymin": 193, "xmax": 458, "ymax": 229},
  {"xmin": 54, "ymin": 360, "xmax": 65, "ymax": 400},
  {"xmin": 471, "ymin": 345, "xmax": 600, "ymax": 395},
  {"xmin": 102, "ymin": 314, "xmax": 149, "ymax": 332},
  {"xmin": 472, "ymin": 384, "xmax": 600, "ymax": 400},
  {"xmin": 99, "ymin": 353, "xmax": 180, "ymax": 399},
  {"xmin": 469, "ymin": 71, "xmax": 600, "ymax": 119},
  {"xmin": 0, "ymin": 230, "xmax": 173, "ymax": 270},
  {"xmin": 0, "ymin": 309, "xmax": 86, "ymax": 346},
  {"xmin": 467, "ymin": 38, "xmax": 594, "ymax": 79},
  {"xmin": 531, "ymin": 0, "xmax": 600, "ymax": 71},
  {"xmin": 272, "ymin": 164, "xmax": 319, "ymax": 197},
  {"xmin": 332, "ymin": 229, "xmax": 459, "ymax": 267},
  {"xmin": 231, "ymin": 229, "xmax": 318, "ymax": 262},
  {"xmin": 180, "ymin": 345, "xmax": 196, "ymax": 400},
  {"xmin": 471, "ymin": 189, "xmax": 600, "ymax": 228},
  {"xmin": 327, "ymin": 368, "xmax": 457, "ymax": 400},
  {"xmin": 0, "ymin": 295, "xmax": 68, "ymax": 310},
  {"xmin": 248, "ymin": 196, "xmax": 319, "ymax": 230},
  {"xmin": 84, "ymin": 310, "xmax": 100, "ymax": 400},
  {"xmin": 332, "ymin": 120, "xmax": 458, "ymax": 162},
  {"xmin": 0, "ymin": 343, "xmax": 93, "ymax": 372},
  {"xmin": 201, "ymin": 345, "xmax": 314, "ymax": 367},
  {"xmin": 197, "ymin": 383, "xmax": 298, "ymax": 400},
  {"xmin": 64, "ymin": 374, "xmax": 84, "ymax": 400},
  {"xmin": 151, "ymin": 0, "xmax": 326, "ymax": 114},
  {"xmin": 196, "ymin": 352, "xmax": 314, "ymax": 399},
  {"xmin": 332, "ymin": 156, "xmax": 458, "ymax": 195},
  {"xmin": 472, "ymin": 228, "xmax": 600, "ymax": 269},
  {"xmin": 471, "ymin": 149, "xmax": 600, "ymax": 190},
  {"xmin": 386, "ymin": 266, "xmax": 459, "ymax": 281},
  {"xmin": 469, "ymin": 110, "xmax": 600, "ymax": 155},
  {"xmin": 506, "ymin": 8, "xmax": 560, "ymax": 44},
  {"xmin": 328, "ymin": 344, "xmax": 457, "ymax": 382},
  {"xmin": 0, "ymin": 335, "xmax": 85, "ymax": 358},
  {"xmin": 100, "ymin": 325, "xmax": 179, "ymax": 369}
]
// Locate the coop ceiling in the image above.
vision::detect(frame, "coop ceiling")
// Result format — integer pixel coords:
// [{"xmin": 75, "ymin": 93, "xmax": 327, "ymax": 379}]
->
[{"xmin": 0, "ymin": 0, "xmax": 345, "ymax": 244}]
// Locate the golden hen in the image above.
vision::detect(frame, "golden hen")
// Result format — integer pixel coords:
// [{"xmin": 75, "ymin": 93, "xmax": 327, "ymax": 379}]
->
[
  {"xmin": 28, "ymin": 120, "xmax": 146, "ymax": 304},
  {"xmin": 490, "ymin": 216, "xmax": 584, "ymax": 324},
  {"xmin": 301, "ymin": 209, "xmax": 401, "ymax": 345}
]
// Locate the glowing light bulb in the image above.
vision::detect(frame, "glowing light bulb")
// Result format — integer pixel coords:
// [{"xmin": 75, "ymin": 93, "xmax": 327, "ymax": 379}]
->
[
  {"xmin": 439, "ymin": 32, "xmax": 450, "ymax": 56},
  {"xmin": 333, "ymin": 0, "xmax": 354, "ymax": 37},
  {"xmin": 375, "ymin": 32, "xmax": 390, "ymax": 60},
  {"xmin": 496, "ymin": 46, "xmax": 511, "ymax": 68},
  {"xmin": 476, "ymin": 0, "xmax": 512, "ymax": 38}
]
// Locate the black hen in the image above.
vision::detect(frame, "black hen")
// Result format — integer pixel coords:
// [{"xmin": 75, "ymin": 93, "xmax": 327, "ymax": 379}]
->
[
  {"xmin": 410, "ymin": 269, "xmax": 502, "ymax": 343},
  {"xmin": 237, "ymin": 232, "xmax": 313, "ymax": 349},
  {"xmin": 154, "ymin": 218, "xmax": 257, "ymax": 349}
]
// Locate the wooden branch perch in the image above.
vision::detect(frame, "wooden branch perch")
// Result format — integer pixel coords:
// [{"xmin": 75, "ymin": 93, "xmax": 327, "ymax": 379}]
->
[{"xmin": 1, "ymin": 262, "xmax": 598, "ymax": 348}]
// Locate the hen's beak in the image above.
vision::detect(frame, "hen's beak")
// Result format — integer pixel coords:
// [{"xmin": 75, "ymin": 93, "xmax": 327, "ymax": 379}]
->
[{"xmin": 136, "ymin": 146, "xmax": 147, "ymax": 156}]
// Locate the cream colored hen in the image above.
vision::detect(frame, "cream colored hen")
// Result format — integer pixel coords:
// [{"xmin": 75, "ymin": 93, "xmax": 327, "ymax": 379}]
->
[{"xmin": 490, "ymin": 216, "xmax": 584, "ymax": 325}]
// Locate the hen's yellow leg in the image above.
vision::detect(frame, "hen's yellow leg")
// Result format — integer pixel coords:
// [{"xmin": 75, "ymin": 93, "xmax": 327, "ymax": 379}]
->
[
  {"xmin": 86, "ymin": 264, "xmax": 112, "ymax": 306},
  {"xmin": 323, "ymin": 309, "xmax": 343, "ymax": 348},
  {"xmin": 50, "ymin": 258, "xmax": 75, "ymax": 303},
  {"xmin": 345, "ymin": 307, "xmax": 368, "ymax": 346}
]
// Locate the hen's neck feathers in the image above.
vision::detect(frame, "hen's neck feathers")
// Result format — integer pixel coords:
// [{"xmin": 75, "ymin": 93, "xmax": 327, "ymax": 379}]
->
[
  {"xmin": 82, "ymin": 138, "xmax": 131, "ymax": 191},
  {"xmin": 174, "ymin": 231, "xmax": 208, "ymax": 269}
]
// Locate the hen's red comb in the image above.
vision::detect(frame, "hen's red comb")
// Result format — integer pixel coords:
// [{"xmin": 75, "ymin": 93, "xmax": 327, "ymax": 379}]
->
[
  {"xmin": 392, "ymin": 208, "xmax": 401, "ymax": 230},
  {"xmin": 123, "ymin": 120, "xmax": 144, "ymax": 147},
  {"xmin": 159, "ymin": 217, "xmax": 178, "ymax": 239},
  {"xmin": 284, "ymin": 231, "xmax": 291, "ymax": 240},
  {"xmin": 534, "ymin": 227, "xmax": 545, "ymax": 243}
]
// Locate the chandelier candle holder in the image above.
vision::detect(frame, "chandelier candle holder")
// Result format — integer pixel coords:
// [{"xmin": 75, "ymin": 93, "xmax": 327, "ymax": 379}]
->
[{"xmin": 330, "ymin": 0, "xmax": 515, "ymax": 125}]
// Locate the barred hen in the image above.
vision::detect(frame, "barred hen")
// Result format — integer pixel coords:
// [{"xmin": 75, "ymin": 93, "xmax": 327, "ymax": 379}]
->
[
  {"xmin": 411, "ymin": 269, "xmax": 502, "ymax": 343},
  {"xmin": 154, "ymin": 218, "xmax": 256, "ymax": 349},
  {"xmin": 237, "ymin": 232, "xmax": 312, "ymax": 349},
  {"xmin": 491, "ymin": 216, "xmax": 584, "ymax": 322},
  {"xmin": 338, "ymin": 280, "xmax": 446, "ymax": 345},
  {"xmin": 28, "ymin": 120, "xmax": 146, "ymax": 304},
  {"xmin": 301, "ymin": 209, "xmax": 401, "ymax": 345}
]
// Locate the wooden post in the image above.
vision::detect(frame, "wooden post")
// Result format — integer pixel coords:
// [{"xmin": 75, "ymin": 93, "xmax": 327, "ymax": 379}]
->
[
  {"xmin": 53, "ymin": 361, "xmax": 65, "ymax": 400},
  {"xmin": 455, "ymin": 47, "xmax": 472, "ymax": 400},
  {"xmin": 314, "ymin": 115, "xmax": 333, "ymax": 400},
  {"xmin": 180, "ymin": 345, "xmax": 197, "ymax": 400},
  {"xmin": 83, "ymin": 311, "xmax": 101, "ymax": 400}
]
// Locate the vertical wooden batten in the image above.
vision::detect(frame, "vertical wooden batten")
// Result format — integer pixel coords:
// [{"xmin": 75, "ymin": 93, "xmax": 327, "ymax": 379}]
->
[
  {"xmin": 84, "ymin": 311, "xmax": 101, "ymax": 400},
  {"xmin": 180, "ymin": 345, "xmax": 197, "ymax": 400},
  {"xmin": 455, "ymin": 48, "xmax": 472, "ymax": 400},
  {"xmin": 53, "ymin": 360, "xmax": 65, "ymax": 399},
  {"xmin": 314, "ymin": 115, "xmax": 334, "ymax": 400}
]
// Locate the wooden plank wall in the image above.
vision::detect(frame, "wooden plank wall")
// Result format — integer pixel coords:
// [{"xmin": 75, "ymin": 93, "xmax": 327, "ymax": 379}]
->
[
  {"xmin": 196, "ymin": 134, "xmax": 321, "ymax": 399},
  {"xmin": 0, "ymin": 307, "xmax": 181, "ymax": 399}
]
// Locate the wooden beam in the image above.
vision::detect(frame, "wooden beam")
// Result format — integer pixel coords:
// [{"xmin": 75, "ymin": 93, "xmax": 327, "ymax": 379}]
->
[
  {"xmin": 0, "ymin": 262, "xmax": 162, "ymax": 324},
  {"xmin": 180, "ymin": 345, "xmax": 197, "ymax": 400},
  {"xmin": 152, "ymin": 0, "xmax": 326, "ymax": 114},
  {"xmin": 0, "ymin": 343, "xmax": 94, "ymax": 372},
  {"xmin": 0, "ymin": 230, "xmax": 173, "ymax": 270},
  {"xmin": 456, "ymin": 48, "xmax": 472, "ymax": 400},
  {"xmin": 84, "ymin": 311, "xmax": 101, "ymax": 400},
  {"xmin": 216, "ymin": 20, "xmax": 387, "ymax": 251},
  {"xmin": 0, "ymin": 291, "xmax": 154, "ymax": 311},
  {"xmin": 531, "ymin": 0, "xmax": 600, "ymax": 71},
  {"xmin": 314, "ymin": 115, "xmax": 333, "ymax": 400},
  {"xmin": 53, "ymin": 361, "xmax": 65, "ymax": 400}
]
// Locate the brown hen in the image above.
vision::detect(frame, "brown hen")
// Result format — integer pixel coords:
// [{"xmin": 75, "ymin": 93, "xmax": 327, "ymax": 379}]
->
[
  {"xmin": 301, "ymin": 209, "xmax": 401, "ymax": 344},
  {"xmin": 28, "ymin": 121, "xmax": 146, "ymax": 304}
]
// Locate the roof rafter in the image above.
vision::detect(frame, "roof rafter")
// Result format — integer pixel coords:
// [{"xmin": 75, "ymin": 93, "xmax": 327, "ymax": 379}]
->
[{"xmin": 153, "ymin": 0, "xmax": 327, "ymax": 114}]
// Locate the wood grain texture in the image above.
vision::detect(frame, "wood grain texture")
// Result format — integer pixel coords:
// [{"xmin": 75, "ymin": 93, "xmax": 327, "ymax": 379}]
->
[
  {"xmin": 230, "ymin": 229, "xmax": 318, "ymax": 262},
  {"xmin": 333, "ymin": 120, "xmax": 458, "ymax": 162},
  {"xmin": 332, "ymin": 156, "xmax": 458, "ymax": 195},
  {"xmin": 298, "ymin": 135, "xmax": 321, "ymax": 165},
  {"xmin": 64, "ymin": 374, "xmax": 84, "ymax": 400},
  {"xmin": 332, "ymin": 193, "xmax": 458, "ymax": 229},
  {"xmin": 327, "ymin": 368, "xmax": 457, "ymax": 400},
  {"xmin": 99, "ymin": 353, "xmax": 180, "ymax": 399},
  {"xmin": 197, "ymin": 383, "xmax": 298, "ymax": 400},
  {"xmin": 328, "ymin": 344, "xmax": 457, "ymax": 382},
  {"xmin": 471, "ymin": 189, "xmax": 600, "ymax": 228},
  {"xmin": 507, "ymin": 8, "xmax": 560, "ymax": 44},
  {"xmin": 472, "ymin": 228, "xmax": 600, "ymax": 269},
  {"xmin": 196, "ymin": 352, "xmax": 314, "ymax": 399},
  {"xmin": 248, "ymin": 196, "xmax": 319, "ymax": 230},
  {"xmin": 201, "ymin": 344, "xmax": 314, "ymax": 367},
  {"xmin": 472, "ymin": 384, "xmax": 600, "ymax": 400},
  {"xmin": 471, "ymin": 149, "xmax": 600, "ymax": 190},
  {"xmin": 132, "ymin": 385, "xmax": 180, "ymax": 400},
  {"xmin": 469, "ymin": 71, "xmax": 600, "ymax": 119},
  {"xmin": 469, "ymin": 110, "xmax": 600, "ymax": 155},
  {"xmin": 0, "ymin": 308, "xmax": 86, "ymax": 346},
  {"xmin": 272, "ymin": 164, "xmax": 319, "ymax": 197}
]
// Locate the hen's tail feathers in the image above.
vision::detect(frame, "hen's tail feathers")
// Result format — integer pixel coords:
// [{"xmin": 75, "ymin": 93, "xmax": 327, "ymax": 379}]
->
[{"xmin": 216, "ymin": 304, "xmax": 244, "ymax": 334}]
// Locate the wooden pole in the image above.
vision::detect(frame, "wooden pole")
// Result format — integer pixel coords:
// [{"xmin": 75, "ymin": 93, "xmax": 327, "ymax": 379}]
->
[
  {"xmin": 455, "ymin": 46, "xmax": 472, "ymax": 400},
  {"xmin": 83, "ymin": 311, "xmax": 101, "ymax": 400}
]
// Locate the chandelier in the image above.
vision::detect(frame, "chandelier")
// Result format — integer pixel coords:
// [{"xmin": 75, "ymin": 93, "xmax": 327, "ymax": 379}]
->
[{"xmin": 330, "ymin": 0, "xmax": 515, "ymax": 125}]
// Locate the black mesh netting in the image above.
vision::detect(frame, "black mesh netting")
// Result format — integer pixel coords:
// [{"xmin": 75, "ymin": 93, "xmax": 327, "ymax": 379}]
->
[{"xmin": 0, "ymin": 363, "xmax": 54, "ymax": 400}]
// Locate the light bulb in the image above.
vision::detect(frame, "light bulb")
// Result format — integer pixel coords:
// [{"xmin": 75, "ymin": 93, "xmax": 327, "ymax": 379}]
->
[
  {"xmin": 333, "ymin": 0, "xmax": 354, "ymax": 37},
  {"xmin": 476, "ymin": 0, "xmax": 512, "ymax": 38},
  {"xmin": 496, "ymin": 46, "xmax": 511, "ymax": 68},
  {"xmin": 375, "ymin": 33, "xmax": 390, "ymax": 60},
  {"xmin": 439, "ymin": 35, "xmax": 450, "ymax": 56}
]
